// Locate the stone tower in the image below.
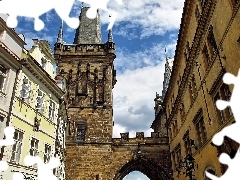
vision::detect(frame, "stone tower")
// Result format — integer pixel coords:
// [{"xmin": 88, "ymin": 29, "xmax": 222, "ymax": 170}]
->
[
  {"xmin": 54, "ymin": 7, "xmax": 172, "ymax": 180},
  {"xmin": 54, "ymin": 7, "xmax": 117, "ymax": 179}
]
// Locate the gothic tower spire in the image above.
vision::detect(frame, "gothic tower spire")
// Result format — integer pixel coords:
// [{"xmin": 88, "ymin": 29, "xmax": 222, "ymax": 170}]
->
[
  {"xmin": 108, "ymin": 15, "xmax": 113, "ymax": 42},
  {"xmin": 57, "ymin": 20, "xmax": 63, "ymax": 43},
  {"xmin": 73, "ymin": 7, "xmax": 102, "ymax": 44},
  {"xmin": 162, "ymin": 48, "xmax": 173, "ymax": 98}
]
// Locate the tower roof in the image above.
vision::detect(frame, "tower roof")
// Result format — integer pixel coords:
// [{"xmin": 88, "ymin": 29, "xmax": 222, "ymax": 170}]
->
[{"xmin": 73, "ymin": 7, "xmax": 102, "ymax": 44}]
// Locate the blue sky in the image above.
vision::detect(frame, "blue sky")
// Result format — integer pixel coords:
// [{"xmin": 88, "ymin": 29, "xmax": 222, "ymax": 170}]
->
[{"xmin": 14, "ymin": 0, "xmax": 185, "ymax": 179}]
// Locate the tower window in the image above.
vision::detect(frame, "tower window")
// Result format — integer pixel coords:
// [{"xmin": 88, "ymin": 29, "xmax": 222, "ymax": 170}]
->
[
  {"xmin": 76, "ymin": 124, "xmax": 85, "ymax": 141},
  {"xmin": 195, "ymin": 116, "xmax": 207, "ymax": 147},
  {"xmin": 20, "ymin": 77, "xmax": 31, "ymax": 104}
]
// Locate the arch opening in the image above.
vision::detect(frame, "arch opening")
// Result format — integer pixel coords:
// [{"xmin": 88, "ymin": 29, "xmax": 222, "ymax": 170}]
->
[
  {"xmin": 123, "ymin": 171, "xmax": 149, "ymax": 180},
  {"xmin": 114, "ymin": 157, "xmax": 172, "ymax": 180}
]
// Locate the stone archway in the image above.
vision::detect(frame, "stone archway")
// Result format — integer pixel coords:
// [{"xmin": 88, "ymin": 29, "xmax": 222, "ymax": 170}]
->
[{"xmin": 113, "ymin": 156, "xmax": 172, "ymax": 180}]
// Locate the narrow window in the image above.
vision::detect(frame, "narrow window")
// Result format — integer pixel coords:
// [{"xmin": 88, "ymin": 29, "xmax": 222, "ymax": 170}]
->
[
  {"xmin": 203, "ymin": 45, "xmax": 210, "ymax": 66},
  {"xmin": 207, "ymin": 25, "xmax": 217, "ymax": 58},
  {"xmin": 96, "ymin": 175, "xmax": 99, "ymax": 180},
  {"xmin": 29, "ymin": 138, "xmax": 39, "ymax": 156},
  {"xmin": 195, "ymin": 117, "xmax": 207, "ymax": 147},
  {"xmin": 10, "ymin": 130, "xmax": 24, "ymax": 163},
  {"xmin": 0, "ymin": 64, "xmax": 7, "ymax": 91},
  {"xmin": 214, "ymin": 92, "xmax": 225, "ymax": 124},
  {"xmin": 48, "ymin": 100, "xmax": 55, "ymax": 121},
  {"xmin": 43, "ymin": 144, "xmax": 51, "ymax": 163},
  {"xmin": 76, "ymin": 124, "xmax": 85, "ymax": 141},
  {"xmin": 183, "ymin": 133, "xmax": 191, "ymax": 155},
  {"xmin": 21, "ymin": 77, "xmax": 31, "ymax": 103},
  {"xmin": 36, "ymin": 90, "xmax": 45, "ymax": 113},
  {"xmin": 220, "ymin": 84, "xmax": 233, "ymax": 118}
]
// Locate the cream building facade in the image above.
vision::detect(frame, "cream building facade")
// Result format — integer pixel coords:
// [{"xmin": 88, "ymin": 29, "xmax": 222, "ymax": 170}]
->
[
  {"xmin": 0, "ymin": 14, "xmax": 26, "ymax": 180},
  {"xmin": 1, "ymin": 39, "xmax": 66, "ymax": 179}
]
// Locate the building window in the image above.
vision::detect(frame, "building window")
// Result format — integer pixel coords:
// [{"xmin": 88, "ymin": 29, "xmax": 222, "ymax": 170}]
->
[
  {"xmin": 180, "ymin": 103, "xmax": 185, "ymax": 123},
  {"xmin": 29, "ymin": 138, "xmax": 39, "ymax": 156},
  {"xmin": 175, "ymin": 147, "xmax": 181, "ymax": 167},
  {"xmin": 183, "ymin": 132, "xmax": 191, "ymax": 155},
  {"xmin": 43, "ymin": 144, "xmax": 51, "ymax": 163},
  {"xmin": 10, "ymin": 130, "xmax": 23, "ymax": 163},
  {"xmin": 0, "ymin": 64, "xmax": 7, "ymax": 92},
  {"xmin": 0, "ymin": 116, "xmax": 4, "ymax": 132},
  {"xmin": 36, "ymin": 90, "xmax": 45, "ymax": 113},
  {"xmin": 214, "ymin": 92, "xmax": 225, "ymax": 124},
  {"xmin": 220, "ymin": 84, "xmax": 232, "ymax": 118},
  {"xmin": 207, "ymin": 25, "xmax": 217, "ymax": 58},
  {"xmin": 48, "ymin": 100, "xmax": 55, "ymax": 121},
  {"xmin": 203, "ymin": 45, "xmax": 210, "ymax": 67},
  {"xmin": 76, "ymin": 124, "xmax": 85, "ymax": 141},
  {"xmin": 20, "ymin": 77, "xmax": 31, "ymax": 103},
  {"xmin": 96, "ymin": 175, "xmax": 99, "ymax": 180},
  {"xmin": 195, "ymin": 116, "xmax": 207, "ymax": 147},
  {"xmin": 213, "ymin": 83, "xmax": 232, "ymax": 125}
]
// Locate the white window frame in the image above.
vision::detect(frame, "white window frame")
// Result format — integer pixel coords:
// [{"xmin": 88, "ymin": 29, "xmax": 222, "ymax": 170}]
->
[
  {"xmin": 48, "ymin": 100, "xmax": 55, "ymax": 121},
  {"xmin": 36, "ymin": 90, "xmax": 45, "ymax": 113},
  {"xmin": 10, "ymin": 129, "xmax": 24, "ymax": 163},
  {"xmin": 43, "ymin": 143, "xmax": 51, "ymax": 163},
  {"xmin": 0, "ymin": 64, "xmax": 8, "ymax": 92},
  {"xmin": 29, "ymin": 137, "xmax": 39, "ymax": 157}
]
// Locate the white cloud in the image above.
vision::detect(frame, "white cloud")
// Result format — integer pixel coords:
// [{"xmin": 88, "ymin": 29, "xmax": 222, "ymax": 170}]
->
[
  {"xmin": 112, "ymin": 39, "xmax": 176, "ymax": 138},
  {"xmin": 98, "ymin": 0, "xmax": 185, "ymax": 38},
  {"xmin": 113, "ymin": 59, "xmax": 166, "ymax": 138},
  {"xmin": 15, "ymin": 27, "xmax": 55, "ymax": 49}
]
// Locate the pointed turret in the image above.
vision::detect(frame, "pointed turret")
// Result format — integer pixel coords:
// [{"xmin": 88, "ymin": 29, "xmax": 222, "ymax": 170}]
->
[
  {"xmin": 108, "ymin": 29, "xmax": 113, "ymax": 42},
  {"xmin": 73, "ymin": 7, "xmax": 102, "ymax": 44},
  {"xmin": 162, "ymin": 48, "xmax": 174, "ymax": 98},
  {"xmin": 108, "ymin": 15, "xmax": 113, "ymax": 42},
  {"xmin": 57, "ymin": 20, "xmax": 63, "ymax": 43}
]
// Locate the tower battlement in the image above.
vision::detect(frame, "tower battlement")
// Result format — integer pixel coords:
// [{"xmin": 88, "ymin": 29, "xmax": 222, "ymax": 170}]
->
[
  {"xmin": 112, "ymin": 132, "xmax": 169, "ymax": 145},
  {"xmin": 54, "ymin": 42, "xmax": 115, "ymax": 57}
]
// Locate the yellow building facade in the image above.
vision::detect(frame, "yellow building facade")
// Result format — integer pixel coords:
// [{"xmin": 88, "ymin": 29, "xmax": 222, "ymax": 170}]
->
[
  {"xmin": 2, "ymin": 40, "xmax": 65, "ymax": 179},
  {"xmin": 162, "ymin": 0, "xmax": 240, "ymax": 179}
]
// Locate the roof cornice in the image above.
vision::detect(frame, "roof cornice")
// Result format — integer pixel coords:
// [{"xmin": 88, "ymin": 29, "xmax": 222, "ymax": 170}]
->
[
  {"xmin": 22, "ymin": 49, "xmax": 64, "ymax": 98},
  {"xmin": 0, "ymin": 18, "xmax": 26, "ymax": 46},
  {"xmin": 165, "ymin": 0, "xmax": 217, "ymax": 127}
]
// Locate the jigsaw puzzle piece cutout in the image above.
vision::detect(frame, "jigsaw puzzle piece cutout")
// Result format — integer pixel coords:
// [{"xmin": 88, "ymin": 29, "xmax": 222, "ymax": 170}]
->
[
  {"xmin": 0, "ymin": 160, "xmax": 9, "ymax": 171},
  {"xmin": 54, "ymin": 0, "xmax": 80, "ymax": 29},
  {"xmin": 212, "ymin": 122, "xmax": 240, "ymax": 147},
  {"xmin": 80, "ymin": 0, "xmax": 123, "ymax": 30},
  {"xmin": 0, "ymin": 126, "xmax": 15, "ymax": 146},
  {"xmin": 205, "ymin": 153, "xmax": 232, "ymax": 180},
  {"xmin": 12, "ymin": 172, "xmax": 24, "ymax": 180},
  {"xmin": 24, "ymin": 155, "xmax": 60, "ymax": 180},
  {"xmin": 0, "ymin": 0, "xmax": 79, "ymax": 31}
]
